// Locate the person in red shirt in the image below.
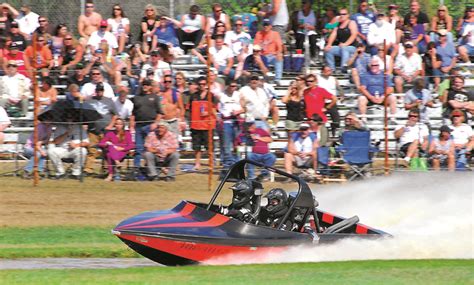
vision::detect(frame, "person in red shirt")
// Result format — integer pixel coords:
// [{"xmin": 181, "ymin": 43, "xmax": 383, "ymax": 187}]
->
[
  {"xmin": 24, "ymin": 34, "xmax": 52, "ymax": 78},
  {"xmin": 303, "ymin": 74, "xmax": 337, "ymax": 122},
  {"xmin": 3, "ymin": 42, "xmax": 27, "ymax": 76}
]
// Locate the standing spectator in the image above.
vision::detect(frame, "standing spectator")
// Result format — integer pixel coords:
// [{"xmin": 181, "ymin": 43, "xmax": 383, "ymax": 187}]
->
[
  {"xmin": 244, "ymin": 120, "xmax": 276, "ymax": 181},
  {"xmin": 77, "ymin": 0, "xmax": 102, "ymax": 44},
  {"xmin": 9, "ymin": 21, "xmax": 27, "ymax": 51},
  {"xmin": 188, "ymin": 77, "xmax": 217, "ymax": 171},
  {"xmin": 239, "ymin": 75, "xmax": 271, "ymax": 130},
  {"xmin": 206, "ymin": 3, "xmax": 232, "ymax": 35},
  {"xmin": 317, "ymin": 65, "xmax": 342, "ymax": 136},
  {"xmin": 430, "ymin": 5, "xmax": 453, "ymax": 43},
  {"xmin": 24, "ymin": 34, "xmax": 53, "ymax": 78},
  {"xmin": 129, "ymin": 79, "xmax": 163, "ymax": 170},
  {"xmin": 394, "ymin": 108, "xmax": 429, "ymax": 164},
  {"xmin": 0, "ymin": 106, "xmax": 10, "ymax": 144},
  {"xmin": 182, "ymin": 79, "xmax": 200, "ymax": 121},
  {"xmin": 22, "ymin": 120, "xmax": 53, "ymax": 178},
  {"xmin": 436, "ymin": 29, "xmax": 456, "ymax": 76},
  {"xmin": 144, "ymin": 121, "xmax": 180, "ymax": 181},
  {"xmin": 403, "ymin": 1, "xmax": 429, "ymax": 29},
  {"xmin": 347, "ymin": 43, "xmax": 371, "ymax": 89},
  {"xmin": 140, "ymin": 4, "xmax": 160, "ymax": 54},
  {"xmin": 178, "ymin": 5, "xmax": 206, "ymax": 54},
  {"xmin": 289, "ymin": 0, "xmax": 318, "ymax": 61},
  {"xmin": 457, "ymin": 19, "xmax": 474, "ymax": 63},
  {"xmin": 367, "ymin": 13, "xmax": 396, "ymax": 56},
  {"xmin": 253, "ymin": 19, "xmax": 283, "ymax": 84},
  {"xmin": 0, "ymin": 60, "xmax": 30, "ymax": 117},
  {"xmin": 80, "ymin": 67, "xmax": 114, "ymax": 99},
  {"xmin": 38, "ymin": 77, "xmax": 58, "ymax": 111},
  {"xmin": 159, "ymin": 74, "xmax": 185, "ymax": 137},
  {"xmin": 107, "ymin": 4, "xmax": 130, "ymax": 54},
  {"xmin": 351, "ymin": 0, "xmax": 375, "ymax": 44},
  {"xmin": 324, "ymin": 8, "xmax": 358, "ymax": 72},
  {"xmin": 449, "ymin": 110, "xmax": 473, "ymax": 169},
  {"xmin": 428, "ymin": 125, "xmax": 455, "ymax": 171},
  {"xmin": 422, "ymin": 42, "xmax": 442, "ymax": 91},
  {"xmin": 209, "ymin": 35, "xmax": 235, "ymax": 79},
  {"xmin": 284, "ymin": 123, "xmax": 318, "ymax": 179},
  {"xmin": 303, "ymin": 74, "xmax": 336, "ymax": 124},
  {"xmin": 260, "ymin": 0, "xmax": 289, "ymax": 45},
  {"xmin": 0, "ymin": 3, "xmax": 19, "ymax": 37},
  {"xmin": 87, "ymin": 20, "xmax": 118, "ymax": 56},
  {"xmin": 442, "ymin": 76, "xmax": 474, "ymax": 119},
  {"xmin": 15, "ymin": 4, "xmax": 39, "ymax": 40},
  {"xmin": 224, "ymin": 19, "xmax": 252, "ymax": 57},
  {"xmin": 113, "ymin": 86, "xmax": 134, "ymax": 121},
  {"xmin": 34, "ymin": 16, "xmax": 54, "ymax": 39},
  {"xmin": 60, "ymin": 33, "xmax": 84, "ymax": 74},
  {"xmin": 404, "ymin": 77, "xmax": 434, "ymax": 125},
  {"xmin": 358, "ymin": 59, "xmax": 397, "ymax": 121},
  {"xmin": 98, "ymin": 118, "xmax": 134, "ymax": 182},
  {"xmin": 281, "ymin": 81, "xmax": 305, "ymax": 138},
  {"xmin": 3, "ymin": 42, "xmax": 27, "ymax": 77},
  {"xmin": 393, "ymin": 41, "xmax": 422, "ymax": 93},
  {"xmin": 83, "ymin": 83, "xmax": 118, "ymax": 175}
]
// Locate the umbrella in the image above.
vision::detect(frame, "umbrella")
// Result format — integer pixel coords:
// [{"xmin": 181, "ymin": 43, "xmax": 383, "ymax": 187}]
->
[{"xmin": 39, "ymin": 99, "xmax": 102, "ymax": 123}]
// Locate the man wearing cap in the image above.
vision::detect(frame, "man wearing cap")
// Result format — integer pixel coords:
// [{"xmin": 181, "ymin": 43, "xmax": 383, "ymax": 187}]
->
[
  {"xmin": 435, "ymin": 29, "xmax": 456, "ymax": 75},
  {"xmin": 3, "ymin": 42, "xmax": 27, "ymax": 77},
  {"xmin": 239, "ymin": 75, "xmax": 271, "ymax": 130},
  {"xmin": 449, "ymin": 109, "xmax": 473, "ymax": 169},
  {"xmin": 253, "ymin": 18, "xmax": 283, "ymax": 84},
  {"xmin": 80, "ymin": 67, "xmax": 114, "ymax": 100},
  {"xmin": 393, "ymin": 41, "xmax": 422, "ymax": 93},
  {"xmin": 284, "ymin": 122, "xmax": 319, "ymax": 180},
  {"xmin": 140, "ymin": 49, "xmax": 171, "ymax": 85},
  {"xmin": 9, "ymin": 21, "xmax": 27, "ymax": 51},
  {"xmin": 259, "ymin": 0, "xmax": 289, "ymax": 44},
  {"xmin": 394, "ymin": 108, "xmax": 429, "ymax": 164},
  {"xmin": 242, "ymin": 44, "xmax": 269, "ymax": 79},
  {"xmin": 78, "ymin": 0, "xmax": 103, "ymax": 43},
  {"xmin": 15, "ymin": 4, "xmax": 39, "ymax": 40},
  {"xmin": 351, "ymin": 0, "xmax": 376, "ymax": 44},
  {"xmin": 87, "ymin": 19, "xmax": 118, "ymax": 55},
  {"xmin": 367, "ymin": 13, "xmax": 396, "ymax": 55},
  {"xmin": 144, "ymin": 121, "xmax": 180, "ymax": 181},
  {"xmin": 428, "ymin": 125, "xmax": 455, "ymax": 171},
  {"xmin": 289, "ymin": 0, "xmax": 318, "ymax": 60},
  {"xmin": 0, "ymin": 60, "xmax": 31, "ymax": 117}
]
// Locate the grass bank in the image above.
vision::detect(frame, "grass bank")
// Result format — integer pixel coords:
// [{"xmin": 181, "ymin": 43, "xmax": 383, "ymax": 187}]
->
[{"xmin": 1, "ymin": 260, "xmax": 472, "ymax": 285}]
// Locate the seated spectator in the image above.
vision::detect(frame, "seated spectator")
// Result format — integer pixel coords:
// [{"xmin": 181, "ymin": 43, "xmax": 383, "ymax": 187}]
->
[
  {"xmin": 9, "ymin": 21, "xmax": 27, "ymax": 51},
  {"xmin": 341, "ymin": 111, "xmax": 368, "ymax": 134},
  {"xmin": 289, "ymin": 0, "xmax": 318, "ymax": 61},
  {"xmin": 242, "ymin": 44, "xmax": 269, "ymax": 79},
  {"xmin": 309, "ymin": 114, "xmax": 329, "ymax": 147},
  {"xmin": 320, "ymin": 6, "xmax": 339, "ymax": 40},
  {"xmin": 351, "ymin": 0, "xmax": 375, "ymax": 44},
  {"xmin": 457, "ymin": 21, "xmax": 474, "ymax": 63},
  {"xmin": 253, "ymin": 18, "xmax": 283, "ymax": 84},
  {"xmin": 393, "ymin": 41, "xmax": 422, "ymax": 93},
  {"xmin": 442, "ymin": 75, "xmax": 474, "ymax": 120},
  {"xmin": 403, "ymin": 1, "xmax": 429, "ymax": 30},
  {"xmin": 347, "ymin": 43, "xmax": 371, "ymax": 88},
  {"xmin": 405, "ymin": 13, "xmax": 428, "ymax": 54},
  {"xmin": 303, "ymin": 74, "xmax": 337, "ymax": 126},
  {"xmin": 144, "ymin": 121, "xmax": 180, "ymax": 181},
  {"xmin": 0, "ymin": 106, "xmax": 11, "ymax": 144},
  {"xmin": 358, "ymin": 59, "xmax": 397, "ymax": 121},
  {"xmin": 140, "ymin": 4, "xmax": 159, "ymax": 54},
  {"xmin": 99, "ymin": 118, "xmax": 134, "ymax": 182},
  {"xmin": 209, "ymin": 35, "xmax": 235, "ymax": 79},
  {"xmin": 67, "ymin": 63, "xmax": 91, "ymax": 87},
  {"xmin": 371, "ymin": 45, "xmax": 393, "ymax": 74},
  {"xmin": 435, "ymin": 29, "xmax": 456, "ymax": 76},
  {"xmin": 324, "ymin": 8, "xmax": 358, "ymax": 72},
  {"xmin": 38, "ymin": 77, "xmax": 58, "ymax": 110},
  {"xmin": 0, "ymin": 3, "xmax": 19, "ymax": 38},
  {"xmin": 77, "ymin": 0, "xmax": 102, "ymax": 45},
  {"xmin": 152, "ymin": 16, "xmax": 181, "ymax": 54},
  {"xmin": 3, "ymin": 42, "xmax": 27, "ymax": 77},
  {"xmin": 387, "ymin": 4, "xmax": 403, "ymax": 31},
  {"xmin": 430, "ymin": 6, "xmax": 453, "ymax": 43},
  {"xmin": 174, "ymin": 71, "xmax": 187, "ymax": 94},
  {"xmin": 80, "ymin": 67, "xmax": 114, "ymax": 99},
  {"xmin": 422, "ymin": 42, "xmax": 442, "ymax": 90},
  {"xmin": 281, "ymin": 80, "xmax": 305, "ymax": 138},
  {"xmin": 87, "ymin": 20, "xmax": 118, "ymax": 56},
  {"xmin": 244, "ymin": 120, "xmax": 276, "ymax": 181},
  {"xmin": 206, "ymin": 3, "xmax": 232, "ymax": 35},
  {"xmin": 34, "ymin": 16, "xmax": 54, "ymax": 39},
  {"xmin": 394, "ymin": 108, "xmax": 429, "ymax": 164},
  {"xmin": 140, "ymin": 49, "xmax": 171, "ymax": 85},
  {"xmin": 48, "ymin": 115, "xmax": 89, "ymax": 179},
  {"xmin": 60, "ymin": 33, "xmax": 84, "ymax": 75},
  {"xmin": 404, "ymin": 77, "xmax": 434, "ymax": 125},
  {"xmin": 113, "ymin": 86, "xmax": 134, "ymax": 121},
  {"xmin": 178, "ymin": 5, "xmax": 206, "ymax": 54},
  {"xmin": 0, "ymin": 60, "xmax": 31, "ymax": 117},
  {"xmin": 22, "ymin": 119, "xmax": 53, "ymax": 178},
  {"xmin": 24, "ymin": 34, "xmax": 52, "ymax": 78},
  {"xmin": 107, "ymin": 4, "xmax": 130, "ymax": 54},
  {"xmin": 449, "ymin": 110, "xmax": 473, "ymax": 169},
  {"xmin": 50, "ymin": 23, "xmax": 68, "ymax": 66},
  {"xmin": 428, "ymin": 125, "xmax": 455, "ymax": 171},
  {"xmin": 456, "ymin": 7, "xmax": 473, "ymax": 39},
  {"xmin": 367, "ymin": 13, "xmax": 396, "ymax": 56},
  {"xmin": 224, "ymin": 18, "xmax": 251, "ymax": 58},
  {"xmin": 284, "ymin": 123, "xmax": 318, "ymax": 180}
]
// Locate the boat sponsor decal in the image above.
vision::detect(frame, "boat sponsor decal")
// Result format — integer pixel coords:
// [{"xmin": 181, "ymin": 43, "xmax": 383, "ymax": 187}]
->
[
  {"xmin": 355, "ymin": 224, "xmax": 369, "ymax": 234},
  {"xmin": 125, "ymin": 214, "xmax": 230, "ymax": 230},
  {"xmin": 321, "ymin": 213, "xmax": 334, "ymax": 224}
]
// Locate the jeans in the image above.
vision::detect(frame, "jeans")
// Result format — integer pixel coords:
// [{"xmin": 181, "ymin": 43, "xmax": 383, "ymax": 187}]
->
[
  {"xmin": 23, "ymin": 147, "xmax": 46, "ymax": 173},
  {"xmin": 247, "ymin": 152, "xmax": 276, "ymax": 179},
  {"xmin": 325, "ymin": 45, "xmax": 356, "ymax": 70},
  {"xmin": 134, "ymin": 124, "xmax": 151, "ymax": 168},
  {"xmin": 218, "ymin": 65, "xmax": 236, "ymax": 80},
  {"xmin": 222, "ymin": 122, "xmax": 239, "ymax": 169},
  {"xmin": 265, "ymin": 54, "xmax": 283, "ymax": 81}
]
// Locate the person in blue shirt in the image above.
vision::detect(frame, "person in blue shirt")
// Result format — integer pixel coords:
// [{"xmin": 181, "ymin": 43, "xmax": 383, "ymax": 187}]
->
[{"xmin": 350, "ymin": 0, "xmax": 376, "ymax": 44}]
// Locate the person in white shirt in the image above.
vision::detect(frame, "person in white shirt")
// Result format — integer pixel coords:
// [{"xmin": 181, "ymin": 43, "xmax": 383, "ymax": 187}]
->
[
  {"xmin": 284, "ymin": 123, "xmax": 318, "ymax": 177},
  {"xmin": 239, "ymin": 75, "xmax": 271, "ymax": 130},
  {"xmin": 87, "ymin": 20, "xmax": 118, "ymax": 56},
  {"xmin": 209, "ymin": 35, "xmax": 235, "ymax": 79},
  {"xmin": 449, "ymin": 109, "xmax": 473, "ymax": 168},
  {"xmin": 224, "ymin": 19, "xmax": 252, "ymax": 57},
  {"xmin": 458, "ymin": 23, "xmax": 474, "ymax": 63},
  {"xmin": 140, "ymin": 49, "xmax": 171, "ymax": 84},
  {"xmin": 259, "ymin": 0, "xmax": 289, "ymax": 43},
  {"xmin": 393, "ymin": 41, "xmax": 422, "ymax": 93},
  {"xmin": 0, "ymin": 106, "xmax": 11, "ymax": 144},
  {"xmin": 107, "ymin": 4, "xmax": 130, "ymax": 54},
  {"xmin": 367, "ymin": 13, "xmax": 396, "ymax": 56},
  {"xmin": 15, "ymin": 4, "xmax": 39, "ymax": 40},
  {"xmin": 113, "ymin": 86, "xmax": 134, "ymax": 121},
  {"xmin": 0, "ymin": 60, "xmax": 31, "ymax": 117},
  {"xmin": 80, "ymin": 68, "xmax": 115, "ymax": 99},
  {"xmin": 394, "ymin": 108, "xmax": 429, "ymax": 163}
]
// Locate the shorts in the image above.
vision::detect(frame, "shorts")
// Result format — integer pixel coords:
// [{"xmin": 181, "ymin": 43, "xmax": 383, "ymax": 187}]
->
[
  {"xmin": 462, "ymin": 44, "xmax": 474, "ymax": 56},
  {"xmin": 294, "ymin": 156, "xmax": 313, "ymax": 168},
  {"xmin": 272, "ymin": 25, "xmax": 287, "ymax": 43},
  {"xmin": 285, "ymin": 120, "xmax": 302, "ymax": 131},
  {"xmin": 191, "ymin": 129, "xmax": 209, "ymax": 151}
]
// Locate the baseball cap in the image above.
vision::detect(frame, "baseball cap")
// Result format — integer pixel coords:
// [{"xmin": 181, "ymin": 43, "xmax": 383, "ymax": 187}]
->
[
  {"xmin": 438, "ymin": 29, "xmax": 448, "ymax": 36},
  {"xmin": 263, "ymin": 18, "xmax": 271, "ymax": 26},
  {"xmin": 7, "ymin": 60, "xmax": 17, "ymax": 67},
  {"xmin": 439, "ymin": 125, "xmax": 451, "ymax": 133},
  {"xmin": 100, "ymin": 20, "xmax": 108, "ymax": 27},
  {"xmin": 157, "ymin": 121, "xmax": 169, "ymax": 129},
  {"xmin": 299, "ymin": 123, "xmax": 310, "ymax": 130},
  {"xmin": 9, "ymin": 42, "xmax": 19, "ymax": 50},
  {"xmin": 11, "ymin": 21, "xmax": 19, "ymax": 27},
  {"xmin": 404, "ymin": 41, "xmax": 414, "ymax": 48},
  {"xmin": 142, "ymin": 79, "xmax": 153, "ymax": 86},
  {"xmin": 253, "ymin": 44, "xmax": 262, "ymax": 51},
  {"xmin": 150, "ymin": 49, "xmax": 160, "ymax": 56},
  {"xmin": 311, "ymin": 114, "xmax": 323, "ymax": 123},
  {"xmin": 451, "ymin": 109, "xmax": 463, "ymax": 117},
  {"xmin": 95, "ymin": 82, "xmax": 104, "ymax": 91},
  {"xmin": 388, "ymin": 4, "xmax": 399, "ymax": 9},
  {"xmin": 95, "ymin": 48, "xmax": 103, "ymax": 54}
]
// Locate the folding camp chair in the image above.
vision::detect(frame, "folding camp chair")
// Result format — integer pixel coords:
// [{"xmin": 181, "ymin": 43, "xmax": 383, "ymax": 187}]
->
[{"xmin": 335, "ymin": 131, "xmax": 378, "ymax": 181}]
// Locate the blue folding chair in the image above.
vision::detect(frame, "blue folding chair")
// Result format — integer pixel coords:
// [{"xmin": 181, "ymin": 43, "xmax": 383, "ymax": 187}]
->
[{"xmin": 336, "ymin": 131, "xmax": 378, "ymax": 181}]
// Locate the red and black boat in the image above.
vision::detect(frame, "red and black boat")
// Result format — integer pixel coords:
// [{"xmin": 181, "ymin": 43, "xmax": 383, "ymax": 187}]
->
[{"xmin": 113, "ymin": 160, "xmax": 390, "ymax": 266}]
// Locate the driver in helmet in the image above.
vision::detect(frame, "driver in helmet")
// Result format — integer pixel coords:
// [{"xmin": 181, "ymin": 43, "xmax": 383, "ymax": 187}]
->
[
  {"xmin": 220, "ymin": 179, "xmax": 255, "ymax": 221},
  {"xmin": 260, "ymin": 188, "xmax": 294, "ymax": 230}
]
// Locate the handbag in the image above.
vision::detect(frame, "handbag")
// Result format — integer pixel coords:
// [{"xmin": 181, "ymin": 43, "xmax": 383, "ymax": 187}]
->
[{"xmin": 409, "ymin": 157, "xmax": 428, "ymax": 171}]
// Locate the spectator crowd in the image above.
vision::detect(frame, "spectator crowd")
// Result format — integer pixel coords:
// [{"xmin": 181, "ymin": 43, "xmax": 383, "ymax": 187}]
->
[{"xmin": 0, "ymin": 0, "xmax": 473, "ymax": 181}]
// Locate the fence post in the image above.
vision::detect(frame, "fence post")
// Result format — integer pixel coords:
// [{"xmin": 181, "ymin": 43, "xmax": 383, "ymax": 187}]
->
[{"xmin": 32, "ymin": 33, "xmax": 40, "ymax": 187}]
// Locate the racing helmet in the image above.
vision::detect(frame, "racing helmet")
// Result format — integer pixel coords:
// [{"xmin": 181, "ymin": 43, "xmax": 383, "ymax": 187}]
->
[
  {"xmin": 230, "ymin": 179, "xmax": 254, "ymax": 208},
  {"xmin": 265, "ymin": 188, "xmax": 288, "ymax": 217}
]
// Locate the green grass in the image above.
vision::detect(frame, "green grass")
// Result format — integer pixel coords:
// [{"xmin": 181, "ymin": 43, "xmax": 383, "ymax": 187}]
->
[
  {"xmin": 0, "ymin": 226, "xmax": 138, "ymax": 258},
  {"xmin": 0, "ymin": 260, "xmax": 472, "ymax": 285}
]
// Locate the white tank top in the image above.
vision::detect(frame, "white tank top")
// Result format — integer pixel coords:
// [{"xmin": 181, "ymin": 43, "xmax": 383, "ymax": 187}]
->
[
  {"xmin": 207, "ymin": 13, "xmax": 226, "ymax": 32},
  {"xmin": 270, "ymin": 0, "xmax": 289, "ymax": 26},
  {"xmin": 183, "ymin": 14, "xmax": 203, "ymax": 32},
  {"xmin": 317, "ymin": 75, "xmax": 337, "ymax": 96}
]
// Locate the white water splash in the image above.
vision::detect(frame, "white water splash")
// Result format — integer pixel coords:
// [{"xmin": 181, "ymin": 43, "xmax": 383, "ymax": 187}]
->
[{"xmin": 206, "ymin": 172, "xmax": 474, "ymax": 265}]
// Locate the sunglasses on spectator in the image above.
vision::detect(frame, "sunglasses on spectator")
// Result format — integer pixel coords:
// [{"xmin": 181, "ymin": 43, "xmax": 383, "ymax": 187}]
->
[
  {"xmin": 86, "ymin": 5, "xmax": 94, "ymax": 8},
  {"xmin": 235, "ymin": 23, "xmax": 243, "ymax": 26},
  {"xmin": 164, "ymin": 80, "xmax": 172, "ymax": 83},
  {"xmin": 146, "ymin": 9, "xmax": 154, "ymax": 11},
  {"xmin": 114, "ymin": 7, "xmax": 121, "ymax": 10},
  {"xmin": 439, "ymin": 34, "xmax": 446, "ymax": 37},
  {"xmin": 65, "ymin": 37, "xmax": 72, "ymax": 40},
  {"xmin": 39, "ymin": 19, "xmax": 47, "ymax": 22},
  {"xmin": 92, "ymin": 72, "xmax": 101, "ymax": 75},
  {"xmin": 199, "ymin": 83, "xmax": 207, "ymax": 86},
  {"xmin": 230, "ymin": 85, "xmax": 238, "ymax": 88},
  {"xmin": 214, "ymin": 10, "xmax": 222, "ymax": 13},
  {"xmin": 306, "ymin": 80, "xmax": 314, "ymax": 83},
  {"xmin": 438, "ymin": 9, "xmax": 446, "ymax": 12},
  {"xmin": 371, "ymin": 64, "xmax": 379, "ymax": 66},
  {"xmin": 339, "ymin": 13, "xmax": 348, "ymax": 15},
  {"xmin": 7, "ymin": 64, "xmax": 17, "ymax": 68},
  {"xmin": 409, "ymin": 114, "xmax": 419, "ymax": 118}
]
